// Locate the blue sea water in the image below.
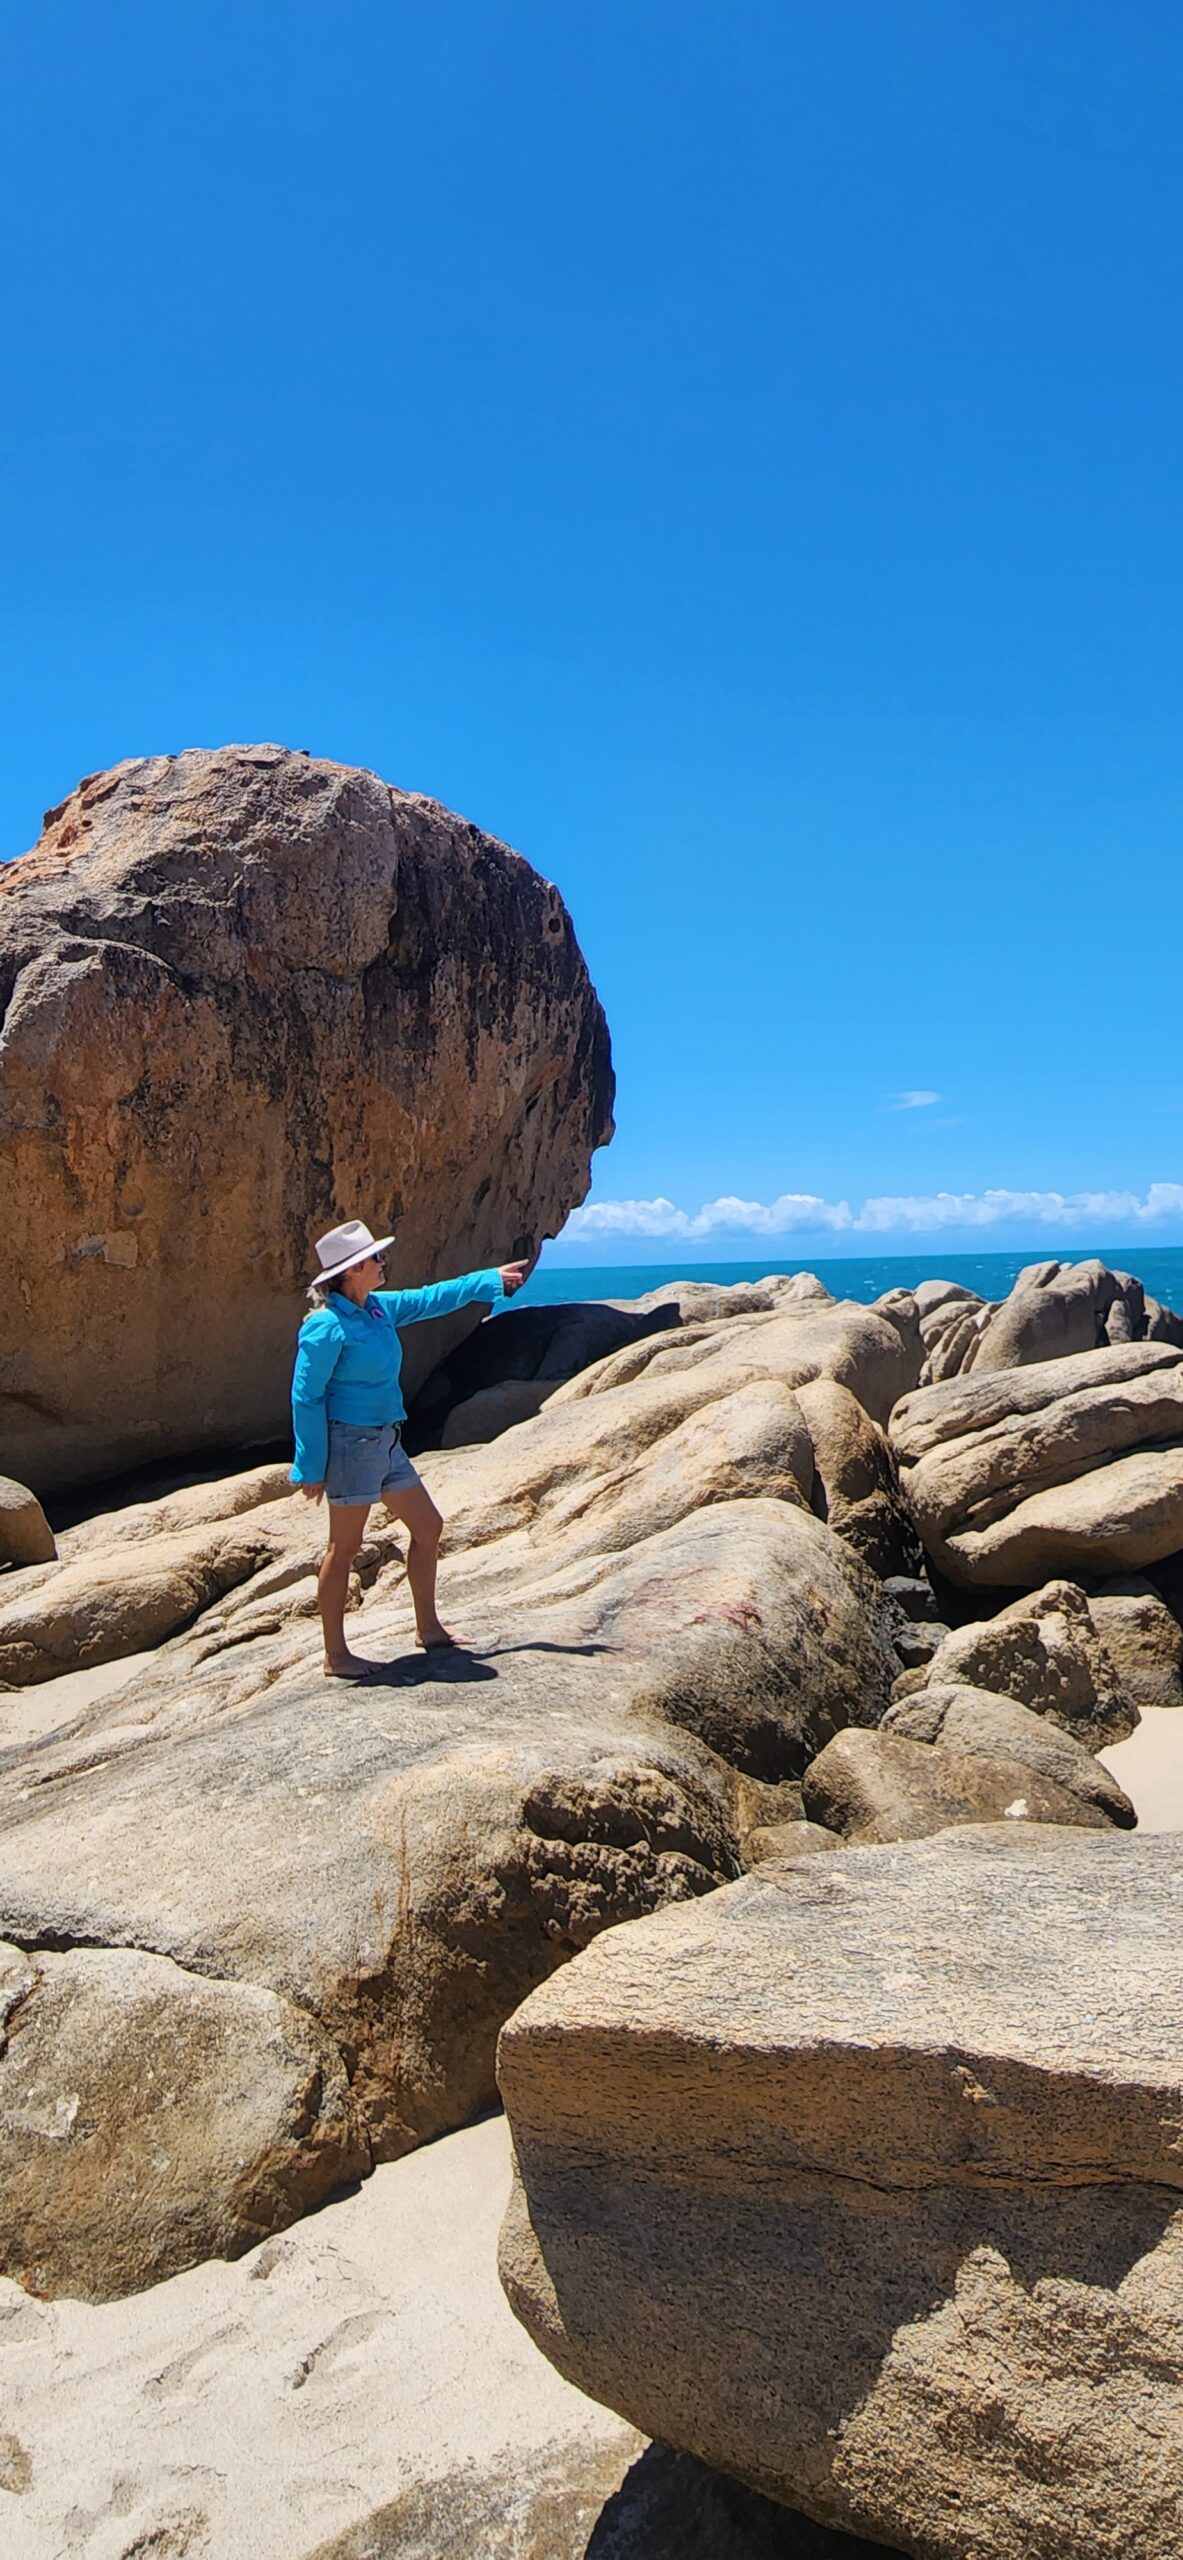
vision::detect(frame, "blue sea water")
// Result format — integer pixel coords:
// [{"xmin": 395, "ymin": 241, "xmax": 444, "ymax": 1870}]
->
[{"xmin": 517, "ymin": 1247, "xmax": 1183, "ymax": 1315}]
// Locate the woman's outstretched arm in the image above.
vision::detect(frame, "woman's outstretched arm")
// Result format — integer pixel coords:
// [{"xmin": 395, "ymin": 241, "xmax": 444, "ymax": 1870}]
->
[{"xmin": 375, "ymin": 1261, "xmax": 527, "ymax": 1326}]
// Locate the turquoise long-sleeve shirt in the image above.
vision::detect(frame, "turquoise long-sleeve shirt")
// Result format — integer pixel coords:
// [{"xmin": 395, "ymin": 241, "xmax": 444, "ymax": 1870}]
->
[{"xmin": 290, "ymin": 1269, "xmax": 504, "ymax": 1484}]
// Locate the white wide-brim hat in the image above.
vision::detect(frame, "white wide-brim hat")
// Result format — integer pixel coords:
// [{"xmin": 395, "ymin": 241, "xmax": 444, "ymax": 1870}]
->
[{"xmin": 310, "ymin": 1219, "xmax": 396, "ymax": 1286}]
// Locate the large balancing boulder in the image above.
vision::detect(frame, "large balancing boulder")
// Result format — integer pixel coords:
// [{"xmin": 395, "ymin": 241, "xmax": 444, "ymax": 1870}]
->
[
  {"xmin": 499, "ymin": 1827, "xmax": 1183, "ymax": 2560},
  {"xmin": 0, "ymin": 746, "xmax": 613, "ymax": 1496}
]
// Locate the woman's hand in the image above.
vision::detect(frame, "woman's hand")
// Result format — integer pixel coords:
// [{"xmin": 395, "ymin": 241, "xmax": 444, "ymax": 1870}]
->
[
  {"xmin": 298, "ymin": 1481, "xmax": 325, "ymax": 1503},
  {"xmin": 499, "ymin": 1261, "xmax": 529, "ymax": 1297}
]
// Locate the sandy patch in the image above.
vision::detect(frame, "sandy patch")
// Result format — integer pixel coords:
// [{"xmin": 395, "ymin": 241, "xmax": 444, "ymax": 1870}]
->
[
  {"xmin": 0, "ymin": 2112, "xmax": 642, "ymax": 2560},
  {"xmin": 1101, "ymin": 1704, "xmax": 1183, "ymax": 1832}
]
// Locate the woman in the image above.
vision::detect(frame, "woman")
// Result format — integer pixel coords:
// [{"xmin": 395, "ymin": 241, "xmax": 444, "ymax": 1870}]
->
[{"xmin": 291, "ymin": 1219, "xmax": 527, "ymax": 1676}]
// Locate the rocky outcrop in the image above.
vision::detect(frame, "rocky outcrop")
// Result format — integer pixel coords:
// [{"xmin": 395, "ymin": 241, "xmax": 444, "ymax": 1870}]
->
[
  {"xmin": 554, "ymin": 1287, "xmax": 922, "ymax": 1431},
  {"xmin": 890, "ymin": 1338, "xmax": 1183, "ymax": 1585},
  {"xmin": 0, "ymin": 746, "xmax": 613, "ymax": 1496},
  {"xmin": 3, "ymin": 1236, "xmax": 1172, "ymax": 2337},
  {"xmin": 896, "ymin": 1578, "xmax": 1138, "ymax": 1748},
  {"xmin": 916, "ymin": 1258, "xmax": 1183, "ymax": 1384},
  {"xmin": 0, "ymin": 1533, "xmax": 746, "ymax": 2292},
  {"xmin": 0, "ymin": 1289, "xmax": 902, "ymax": 2295},
  {"xmin": 499, "ymin": 1827, "xmax": 1183, "ymax": 2560},
  {"xmin": 801, "ymin": 1724, "xmax": 1118, "ymax": 1841}
]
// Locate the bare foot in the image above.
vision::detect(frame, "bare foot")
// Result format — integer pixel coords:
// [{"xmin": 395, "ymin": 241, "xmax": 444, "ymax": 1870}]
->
[
  {"xmin": 324, "ymin": 1652, "xmax": 373, "ymax": 1680},
  {"xmin": 415, "ymin": 1625, "xmax": 464, "ymax": 1652}
]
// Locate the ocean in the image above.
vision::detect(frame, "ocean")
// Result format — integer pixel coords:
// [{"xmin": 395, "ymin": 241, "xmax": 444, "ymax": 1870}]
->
[{"xmin": 516, "ymin": 1246, "xmax": 1183, "ymax": 1315}]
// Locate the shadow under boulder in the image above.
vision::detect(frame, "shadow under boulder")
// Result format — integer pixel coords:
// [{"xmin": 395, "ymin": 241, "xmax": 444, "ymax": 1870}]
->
[
  {"xmin": 584, "ymin": 2444, "xmax": 900, "ymax": 2560},
  {"xmin": 406, "ymin": 1297, "xmax": 681, "ymax": 1451}
]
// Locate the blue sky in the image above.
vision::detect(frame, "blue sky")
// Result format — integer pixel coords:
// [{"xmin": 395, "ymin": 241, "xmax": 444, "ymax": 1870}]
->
[{"xmin": 3, "ymin": 2, "xmax": 1182, "ymax": 1261}]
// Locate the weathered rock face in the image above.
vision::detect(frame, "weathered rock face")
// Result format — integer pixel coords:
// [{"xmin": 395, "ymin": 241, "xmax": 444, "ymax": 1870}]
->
[
  {"xmin": 14, "ymin": 1245, "xmax": 1172, "ymax": 2324},
  {"xmin": 0, "ymin": 1548, "xmax": 743, "ymax": 2234},
  {"xmin": 0, "ymin": 1513, "xmax": 283, "ymax": 1683},
  {"xmin": 0, "ymin": 745, "xmax": 613, "ymax": 1496},
  {"xmin": 499, "ymin": 1827, "xmax": 1183, "ymax": 2560},
  {"xmin": 792, "ymin": 1376, "xmax": 921, "ymax": 1580},
  {"xmin": 901, "ymin": 1578, "xmax": 1138, "ymax": 1749},
  {"xmin": 1089, "ymin": 1572, "xmax": 1183, "ymax": 1705},
  {"xmin": 916, "ymin": 1258, "xmax": 1183, "ymax": 1384},
  {"xmin": 890, "ymin": 1338, "xmax": 1183, "ymax": 1585},
  {"xmin": 882, "ymin": 1681, "xmax": 1137, "ymax": 1824},
  {"xmin": 800, "ymin": 1724, "xmax": 1117, "ymax": 1842},
  {"xmin": 0, "ymin": 1939, "xmax": 364, "ymax": 2301},
  {"xmin": 556, "ymin": 1291, "xmax": 921, "ymax": 1432}
]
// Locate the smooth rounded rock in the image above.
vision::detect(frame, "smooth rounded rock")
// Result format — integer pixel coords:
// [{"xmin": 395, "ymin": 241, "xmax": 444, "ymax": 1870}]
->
[
  {"xmin": 883, "ymin": 1681, "xmax": 1137, "ymax": 1825},
  {"xmin": 0, "ymin": 1478, "xmax": 55, "ymax": 1568},
  {"xmin": 890, "ymin": 1339, "xmax": 1183, "ymax": 1585},
  {"xmin": 0, "ymin": 1938, "xmax": 364, "ymax": 2300},
  {"xmin": 801, "ymin": 1724, "xmax": 1114, "ymax": 1843}
]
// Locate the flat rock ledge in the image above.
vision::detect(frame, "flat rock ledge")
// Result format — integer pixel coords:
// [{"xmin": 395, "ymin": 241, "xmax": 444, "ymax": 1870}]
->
[{"xmin": 499, "ymin": 1826, "xmax": 1183, "ymax": 2560}]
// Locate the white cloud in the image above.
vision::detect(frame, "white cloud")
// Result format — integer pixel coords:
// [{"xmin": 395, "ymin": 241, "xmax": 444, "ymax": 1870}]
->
[
  {"xmin": 566, "ymin": 1193, "xmax": 854, "ymax": 1240},
  {"xmin": 889, "ymin": 1090, "xmax": 941, "ymax": 1111},
  {"xmin": 560, "ymin": 1183, "xmax": 1183, "ymax": 1244}
]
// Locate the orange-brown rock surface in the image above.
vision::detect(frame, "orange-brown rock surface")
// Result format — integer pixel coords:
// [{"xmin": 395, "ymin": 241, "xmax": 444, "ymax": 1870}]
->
[{"xmin": 0, "ymin": 746, "xmax": 613, "ymax": 1495}]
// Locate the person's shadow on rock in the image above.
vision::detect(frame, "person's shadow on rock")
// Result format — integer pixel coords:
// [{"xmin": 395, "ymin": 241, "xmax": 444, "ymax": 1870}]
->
[
  {"xmin": 467, "ymin": 1640, "xmax": 613, "ymax": 1661},
  {"xmin": 337, "ymin": 1650, "xmax": 499, "ymax": 1689},
  {"xmin": 339, "ymin": 1638, "xmax": 612, "ymax": 1688}
]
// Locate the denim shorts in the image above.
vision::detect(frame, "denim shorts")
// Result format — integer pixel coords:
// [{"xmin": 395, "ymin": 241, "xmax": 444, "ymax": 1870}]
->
[{"xmin": 325, "ymin": 1421, "xmax": 422, "ymax": 1508}]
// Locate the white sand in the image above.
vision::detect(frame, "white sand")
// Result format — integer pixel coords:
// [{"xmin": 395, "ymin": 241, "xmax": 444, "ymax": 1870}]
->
[
  {"xmin": 1101, "ymin": 1704, "xmax": 1183, "ymax": 1832},
  {"xmin": 0, "ymin": 2112, "xmax": 640, "ymax": 2559}
]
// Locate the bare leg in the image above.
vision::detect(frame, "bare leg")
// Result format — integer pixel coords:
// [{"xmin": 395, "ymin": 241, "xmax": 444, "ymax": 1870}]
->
[
  {"xmin": 381, "ymin": 1481, "xmax": 453, "ymax": 1646},
  {"xmin": 319, "ymin": 1504, "xmax": 370, "ymax": 1674}
]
